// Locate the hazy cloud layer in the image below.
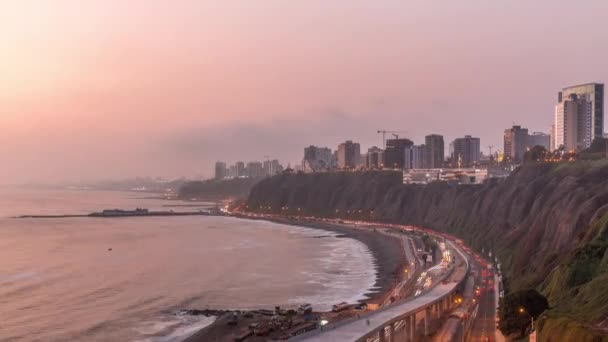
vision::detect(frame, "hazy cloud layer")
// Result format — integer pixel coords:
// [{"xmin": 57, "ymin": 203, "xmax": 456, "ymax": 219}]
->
[{"xmin": 1, "ymin": 1, "xmax": 607, "ymax": 182}]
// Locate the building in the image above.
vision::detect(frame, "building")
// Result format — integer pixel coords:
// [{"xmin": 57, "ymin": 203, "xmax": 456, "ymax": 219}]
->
[
  {"xmin": 235, "ymin": 161, "xmax": 245, "ymax": 178},
  {"xmin": 228, "ymin": 165, "xmax": 237, "ymax": 178},
  {"xmin": 558, "ymin": 83, "xmax": 604, "ymax": 149},
  {"xmin": 263, "ymin": 159, "xmax": 283, "ymax": 176},
  {"xmin": 337, "ymin": 140, "xmax": 361, "ymax": 169},
  {"xmin": 302, "ymin": 146, "xmax": 333, "ymax": 172},
  {"xmin": 504, "ymin": 125, "xmax": 529, "ymax": 163},
  {"xmin": 405, "ymin": 145, "xmax": 426, "ymax": 169},
  {"xmin": 246, "ymin": 161, "xmax": 264, "ymax": 178},
  {"xmin": 550, "ymin": 124, "xmax": 556, "ymax": 151},
  {"xmin": 425, "ymin": 134, "xmax": 444, "ymax": 169},
  {"xmin": 384, "ymin": 138, "xmax": 414, "ymax": 169},
  {"xmin": 528, "ymin": 132, "xmax": 551, "ymax": 150},
  {"xmin": 403, "ymin": 168, "xmax": 488, "ymax": 185},
  {"xmin": 451, "ymin": 135, "xmax": 480, "ymax": 167},
  {"xmin": 555, "ymin": 94, "xmax": 585, "ymax": 151},
  {"xmin": 366, "ymin": 146, "xmax": 384, "ymax": 169},
  {"xmin": 214, "ymin": 161, "xmax": 227, "ymax": 180}
]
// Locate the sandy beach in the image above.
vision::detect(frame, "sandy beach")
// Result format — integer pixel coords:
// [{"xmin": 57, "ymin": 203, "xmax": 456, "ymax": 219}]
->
[{"xmin": 183, "ymin": 216, "xmax": 407, "ymax": 342}]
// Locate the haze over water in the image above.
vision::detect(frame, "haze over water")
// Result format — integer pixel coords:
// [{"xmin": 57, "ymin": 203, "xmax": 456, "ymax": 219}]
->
[{"xmin": 0, "ymin": 189, "xmax": 376, "ymax": 341}]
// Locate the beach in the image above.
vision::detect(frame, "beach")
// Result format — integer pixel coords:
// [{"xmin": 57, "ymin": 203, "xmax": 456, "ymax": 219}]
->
[{"xmin": 183, "ymin": 216, "xmax": 407, "ymax": 342}]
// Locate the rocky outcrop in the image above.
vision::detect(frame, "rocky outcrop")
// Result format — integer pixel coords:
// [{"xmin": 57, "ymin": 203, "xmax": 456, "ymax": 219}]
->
[{"xmin": 246, "ymin": 161, "xmax": 608, "ymax": 339}]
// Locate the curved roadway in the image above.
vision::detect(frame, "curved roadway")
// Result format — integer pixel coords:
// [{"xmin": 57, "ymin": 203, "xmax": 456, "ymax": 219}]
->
[{"xmin": 292, "ymin": 240, "xmax": 469, "ymax": 341}]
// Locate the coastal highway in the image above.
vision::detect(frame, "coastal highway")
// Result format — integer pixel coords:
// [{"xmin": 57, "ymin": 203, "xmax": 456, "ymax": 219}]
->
[
  {"xmin": 293, "ymin": 283, "xmax": 460, "ymax": 342},
  {"xmin": 468, "ymin": 270, "xmax": 495, "ymax": 341},
  {"xmin": 230, "ymin": 212, "xmax": 482, "ymax": 341},
  {"xmin": 292, "ymin": 239, "xmax": 469, "ymax": 342}
]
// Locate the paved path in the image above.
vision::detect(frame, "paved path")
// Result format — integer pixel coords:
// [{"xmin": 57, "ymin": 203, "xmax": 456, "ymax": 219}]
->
[{"xmin": 383, "ymin": 234, "xmax": 419, "ymax": 305}]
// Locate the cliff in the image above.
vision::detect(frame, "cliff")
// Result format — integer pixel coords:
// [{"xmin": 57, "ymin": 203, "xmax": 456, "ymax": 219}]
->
[
  {"xmin": 245, "ymin": 161, "xmax": 608, "ymax": 340},
  {"xmin": 178, "ymin": 177, "xmax": 263, "ymax": 200}
]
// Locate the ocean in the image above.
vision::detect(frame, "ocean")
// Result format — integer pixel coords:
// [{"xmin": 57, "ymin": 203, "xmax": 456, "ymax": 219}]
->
[{"xmin": 0, "ymin": 189, "xmax": 377, "ymax": 341}]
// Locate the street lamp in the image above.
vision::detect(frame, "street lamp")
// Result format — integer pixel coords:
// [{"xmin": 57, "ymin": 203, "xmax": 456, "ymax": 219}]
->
[{"xmin": 519, "ymin": 307, "xmax": 534, "ymax": 335}]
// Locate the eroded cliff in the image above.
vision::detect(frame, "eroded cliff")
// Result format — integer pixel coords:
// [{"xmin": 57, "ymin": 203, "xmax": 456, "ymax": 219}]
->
[{"xmin": 246, "ymin": 161, "xmax": 608, "ymax": 339}]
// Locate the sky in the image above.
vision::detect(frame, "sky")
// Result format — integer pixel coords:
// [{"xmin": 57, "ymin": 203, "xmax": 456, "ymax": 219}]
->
[{"xmin": 1, "ymin": 0, "xmax": 607, "ymax": 183}]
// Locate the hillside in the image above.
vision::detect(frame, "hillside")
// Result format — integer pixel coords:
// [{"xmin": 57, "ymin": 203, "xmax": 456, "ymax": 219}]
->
[
  {"xmin": 245, "ymin": 162, "xmax": 608, "ymax": 340},
  {"xmin": 178, "ymin": 177, "xmax": 264, "ymax": 200}
]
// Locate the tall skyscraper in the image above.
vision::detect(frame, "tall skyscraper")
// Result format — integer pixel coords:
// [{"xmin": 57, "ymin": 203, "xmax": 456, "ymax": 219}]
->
[
  {"xmin": 557, "ymin": 83, "xmax": 604, "ymax": 149},
  {"xmin": 214, "ymin": 161, "xmax": 227, "ymax": 180},
  {"xmin": 384, "ymin": 138, "xmax": 414, "ymax": 169},
  {"xmin": 451, "ymin": 135, "xmax": 480, "ymax": 167},
  {"xmin": 555, "ymin": 94, "xmax": 586, "ymax": 151},
  {"xmin": 424, "ymin": 134, "xmax": 444, "ymax": 168},
  {"xmin": 302, "ymin": 146, "xmax": 332, "ymax": 172},
  {"xmin": 504, "ymin": 125, "xmax": 529, "ymax": 163},
  {"xmin": 337, "ymin": 140, "xmax": 361, "ymax": 169}
]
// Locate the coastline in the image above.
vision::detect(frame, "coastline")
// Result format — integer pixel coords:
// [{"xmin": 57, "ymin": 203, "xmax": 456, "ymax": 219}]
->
[{"xmin": 183, "ymin": 215, "xmax": 407, "ymax": 342}]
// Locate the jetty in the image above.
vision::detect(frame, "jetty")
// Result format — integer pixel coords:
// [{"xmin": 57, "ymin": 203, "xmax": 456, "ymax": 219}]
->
[{"xmin": 15, "ymin": 208, "xmax": 221, "ymax": 219}]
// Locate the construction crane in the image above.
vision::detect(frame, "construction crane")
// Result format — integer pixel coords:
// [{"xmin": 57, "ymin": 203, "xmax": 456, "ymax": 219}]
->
[{"xmin": 377, "ymin": 130, "xmax": 408, "ymax": 148}]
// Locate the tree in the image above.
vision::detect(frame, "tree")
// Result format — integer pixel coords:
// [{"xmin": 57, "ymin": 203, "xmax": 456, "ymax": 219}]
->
[
  {"xmin": 523, "ymin": 145, "xmax": 548, "ymax": 164},
  {"xmin": 498, "ymin": 289, "xmax": 549, "ymax": 337},
  {"xmin": 586, "ymin": 138, "xmax": 608, "ymax": 154}
]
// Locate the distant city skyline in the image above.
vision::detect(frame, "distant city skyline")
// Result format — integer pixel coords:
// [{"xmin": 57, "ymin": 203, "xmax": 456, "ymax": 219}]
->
[{"xmin": 2, "ymin": 1, "xmax": 607, "ymax": 183}]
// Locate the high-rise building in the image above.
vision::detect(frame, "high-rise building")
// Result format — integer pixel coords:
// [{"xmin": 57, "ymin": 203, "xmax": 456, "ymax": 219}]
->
[
  {"xmin": 555, "ymin": 94, "xmax": 585, "ymax": 151},
  {"xmin": 384, "ymin": 138, "xmax": 414, "ymax": 169},
  {"xmin": 405, "ymin": 145, "xmax": 426, "ymax": 169},
  {"xmin": 451, "ymin": 135, "xmax": 480, "ymax": 167},
  {"xmin": 228, "ymin": 165, "xmax": 237, "ymax": 178},
  {"xmin": 337, "ymin": 140, "xmax": 361, "ymax": 169},
  {"xmin": 214, "ymin": 161, "xmax": 227, "ymax": 180},
  {"xmin": 246, "ymin": 161, "xmax": 264, "ymax": 178},
  {"xmin": 557, "ymin": 83, "xmax": 604, "ymax": 149},
  {"xmin": 235, "ymin": 161, "xmax": 245, "ymax": 178},
  {"xmin": 528, "ymin": 132, "xmax": 551, "ymax": 150},
  {"xmin": 302, "ymin": 146, "xmax": 333, "ymax": 172},
  {"xmin": 425, "ymin": 134, "xmax": 444, "ymax": 168},
  {"xmin": 263, "ymin": 159, "xmax": 282, "ymax": 176},
  {"xmin": 366, "ymin": 146, "xmax": 384, "ymax": 169},
  {"xmin": 504, "ymin": 125, "xmax": 529, "ymax": 163}
]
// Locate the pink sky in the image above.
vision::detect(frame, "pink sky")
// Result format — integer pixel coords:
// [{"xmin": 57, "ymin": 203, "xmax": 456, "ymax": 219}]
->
[{"xmin": 1, "ymin": 1, "xmax": 607, "ymax": 183}]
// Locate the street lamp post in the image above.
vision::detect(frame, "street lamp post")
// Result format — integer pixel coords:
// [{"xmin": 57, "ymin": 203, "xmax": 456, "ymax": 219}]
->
[{"xmin": 519, "ymin": 307, "xmax": 534, "ymax": 335}]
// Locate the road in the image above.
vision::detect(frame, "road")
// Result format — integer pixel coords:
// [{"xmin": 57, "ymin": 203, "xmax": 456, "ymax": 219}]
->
[
  {"xmin": 467, "ymin": 262, "xmax": 496, "ymax": 342},
  {"xmin": 292, "ymin": 240, "xmax": 468, "ymax": 342},
  {"xmin": 293, "ymin": 283, "xmax": 458, "ymax": 342}
]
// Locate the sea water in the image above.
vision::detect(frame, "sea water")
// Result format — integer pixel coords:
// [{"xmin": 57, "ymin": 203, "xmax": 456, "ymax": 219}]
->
[{"xmin": 0, "ymin": 189, "xmax": 376, "ymax": 341}]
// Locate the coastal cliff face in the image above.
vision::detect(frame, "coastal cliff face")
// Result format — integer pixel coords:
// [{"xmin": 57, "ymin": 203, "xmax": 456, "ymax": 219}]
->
[
  {"xmin": 245, "ymin": 161, "xmax": 608, "ymax": 340},
  {"xmin": 178, "ymin": 177, "xmax": 263, "ymax": 200}
]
